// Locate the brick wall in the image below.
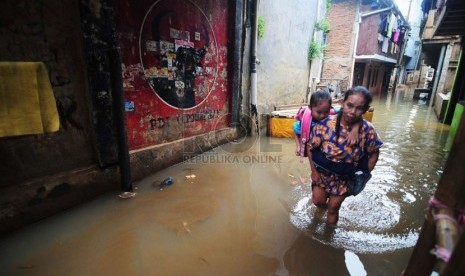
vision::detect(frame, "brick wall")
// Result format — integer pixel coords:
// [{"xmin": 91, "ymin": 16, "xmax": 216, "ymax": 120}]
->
[{"xmin": 322, "ymin": 0, "xmax": 357, "ymax": 80}]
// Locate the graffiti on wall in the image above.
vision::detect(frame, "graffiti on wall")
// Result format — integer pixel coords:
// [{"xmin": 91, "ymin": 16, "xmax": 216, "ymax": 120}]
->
[
  {"xmin": 139, "ymin": 0, "xmax": 218, "ymax": 109},
  {"xmin": 114, "ymin": 0, "xmax": 230, "ymax": 150},
  {"xmin": 148, "ymin": 109, "xmax": 220, "ymax": 129}
]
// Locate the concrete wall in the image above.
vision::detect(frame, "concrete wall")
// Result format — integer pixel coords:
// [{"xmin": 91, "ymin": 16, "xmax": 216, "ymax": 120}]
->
[
  {"xmin": 0, "ymin": 0, "xmax": 95, "ymax": 187},
  {"xmin": 0, "ymin": 0, "xmax": 245, "ymax": 235},
  {"xmin": 255, "ymin": 0, "xmax": 320, "ymax": 112},
  {"xmin": 404, "ymin": 0, "xmax": 423, "ymax": 71},
  {"xmin": 0, "ymin": 0, "xmax": 107, "ymax": 234}
]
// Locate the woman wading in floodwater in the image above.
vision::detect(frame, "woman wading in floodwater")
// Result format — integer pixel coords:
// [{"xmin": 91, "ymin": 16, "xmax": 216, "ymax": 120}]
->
[{"xmin": 307, "ymin": 86, "xmax": 383, "ymax": 225}]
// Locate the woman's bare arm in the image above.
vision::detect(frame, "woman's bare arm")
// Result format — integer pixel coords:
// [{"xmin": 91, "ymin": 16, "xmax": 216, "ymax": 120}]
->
[{"xmin": 367, "ymin": 148, "xmax": 380, "ymax": 172}]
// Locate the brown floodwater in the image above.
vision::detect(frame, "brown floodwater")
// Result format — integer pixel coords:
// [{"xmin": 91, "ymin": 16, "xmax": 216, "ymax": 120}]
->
[{"xmin": 0, "ymin": 90, "xmax": 450, "ymax": 275}]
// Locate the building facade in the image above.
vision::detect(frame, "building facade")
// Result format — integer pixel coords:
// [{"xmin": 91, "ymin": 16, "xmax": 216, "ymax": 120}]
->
[
  {"xmin": 322, "ymin": 0, "xmax": 409, "ymax": 95},
  {"xmin": 0, "ymin": 0, "xmax": 323, "ymax": 234}
]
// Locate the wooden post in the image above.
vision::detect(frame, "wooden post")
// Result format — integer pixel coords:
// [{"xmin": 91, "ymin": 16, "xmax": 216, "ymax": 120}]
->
[
  {"xmin": 433, "ymin": 208, "xmax": 459, "ymax": 273},
  {"xmin": 442, "ymin": 226, "xmax": 465, "ymax": 275},
  {"xmin": 404, "ymin": 110, "xmax": 465, "ymax": 273}
]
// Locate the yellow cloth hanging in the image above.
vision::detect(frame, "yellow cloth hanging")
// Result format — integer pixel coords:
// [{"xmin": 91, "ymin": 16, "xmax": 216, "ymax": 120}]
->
[{"xmin": 0, "ymin": 62, "xmax": 59, "ymax": 137}]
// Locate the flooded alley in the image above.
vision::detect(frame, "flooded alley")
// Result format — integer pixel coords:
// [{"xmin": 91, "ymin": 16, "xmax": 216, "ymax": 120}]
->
[{"xmin": 0, "ymin": 90, "xmax": 450, "ymax": 276}]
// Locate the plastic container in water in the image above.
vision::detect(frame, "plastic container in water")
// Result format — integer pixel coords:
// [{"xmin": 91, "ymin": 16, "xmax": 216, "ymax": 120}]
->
[{"xmin": 159, "ymin": 177, "xmax": 174, "ymax": 190}]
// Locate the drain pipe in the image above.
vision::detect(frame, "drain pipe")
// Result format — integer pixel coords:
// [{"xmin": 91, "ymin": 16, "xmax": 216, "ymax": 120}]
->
[
  {"xmin": 307, "ymin": 0, "xmax": 322, "ymax": 102},
  {"xmin": 359, "ymin": 6, "xmax": 392, "ymax": 18},
  {"xmin": 349, "ymin": 4, "xmax": 361, "ymax": 87},
  {"xmin": 109, "ymin": 47, "xmax": 133, "ymax": 192},
  {"xmin": 250, "ymin": 0, "xmax": 259, "ymax": 135},
  {"xmin": 231, "ymin": 0, "xmax": 244, "ymax": 126}
]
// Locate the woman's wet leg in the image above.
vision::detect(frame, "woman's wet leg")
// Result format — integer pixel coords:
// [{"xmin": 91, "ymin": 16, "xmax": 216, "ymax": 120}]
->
[
  {"xmin": 326, "ymin": 195, "xmax": 346, "ymax": 225},
  {"xmin": 312, "ymin": 185, "xmax": 328, "ymax": 209}
]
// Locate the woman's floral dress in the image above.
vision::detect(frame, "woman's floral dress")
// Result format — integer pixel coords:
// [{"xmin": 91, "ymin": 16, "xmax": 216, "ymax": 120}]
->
[{"xmin": 308, "ymin": 115, "xmax": 383, "ymax": 196}]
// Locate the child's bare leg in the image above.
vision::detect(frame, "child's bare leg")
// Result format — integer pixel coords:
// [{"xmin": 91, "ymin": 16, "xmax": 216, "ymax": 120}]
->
[
  {"xmin": 294, "ymin": 134, "xmax": 301, "ymax": 155},
  {"xmin": 326, "ymin": 195, "xmax": 345, "ymax": 225}
]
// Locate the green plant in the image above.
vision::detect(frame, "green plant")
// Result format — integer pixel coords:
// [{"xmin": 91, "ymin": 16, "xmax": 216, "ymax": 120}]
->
[
  {"xmin": 315, "ymin": 19, "xmax": 330, "ymax": 34},
  {"xmin": 308, "ymin": 39, "xmax": 326, "ymax": 61},
  {"xmin": 257, "ymin": 16, "xmax": 265, "ymax": 39},
  {"xmin": 326, "ymin": 0, "xmax": 332, "ymax": 13}
]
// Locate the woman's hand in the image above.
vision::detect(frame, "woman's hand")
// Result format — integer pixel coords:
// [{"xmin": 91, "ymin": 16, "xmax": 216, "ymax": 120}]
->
[
  {"xmin": 346, "ymin": 132, "xmax": 359, "ymax": 146},
  {"xmin": 346, "ymin": 120, "xmax": 362, "ymax": 146},
  {"xmin": 307, "ymin": 147, "xmax": 322, "ymax": 184},
  {"xmin": 311, "ymin": 169, "xmax": 321, "ymax": 184}
]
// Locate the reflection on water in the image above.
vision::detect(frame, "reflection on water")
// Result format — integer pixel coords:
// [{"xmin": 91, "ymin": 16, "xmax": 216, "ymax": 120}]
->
[
  {"xmin": 290, "ymin": 195, "xmax": 419, "ymax": 254},
  {"xmin": 0, "ymin": 90, "xmax": 450, "ymax": 276},
  {"xmin": 345, "ymin": 250, "xmax": 367, "ymax": 276}
]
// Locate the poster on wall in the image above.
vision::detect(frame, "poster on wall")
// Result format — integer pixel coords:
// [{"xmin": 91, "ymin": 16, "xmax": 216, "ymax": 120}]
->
[
  {"xmin": 114, "ymin": 0, "xmax": 231, "ymax": 150},
  {"xmin": 140, "ymin": 0, "xmax": 219, "ymax": 109}
]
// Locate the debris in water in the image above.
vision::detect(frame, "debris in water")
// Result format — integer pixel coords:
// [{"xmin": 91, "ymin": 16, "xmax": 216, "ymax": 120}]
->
[
  {"xmin": 159, "ymin": 177, "xmax": 174, "ymax": 190},
  {"xmin": 183, "ymin": 221, "xmax": 192, "ymax": 234},
  {"xmin": 288, "ymin": 173, "xmax": 295, "ymax": 178},
  {"xmin": 199, "ymin": 257, "xmax": 210, "ymax": 266},
  {"xmin": 118, "ymin": 192, "xmax": 136, "ymax": 199}
]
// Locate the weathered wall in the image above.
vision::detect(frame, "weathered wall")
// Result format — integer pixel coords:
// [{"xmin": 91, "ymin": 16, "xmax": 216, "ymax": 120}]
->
[
  {"xmin": 362, "ymin": 61, "xmax": 388, "ymax": 95},
  {"xmin": 322, "ymin": 0, "xmax": 357, "ymax": 81},
  {"xmin": 0, "ymin": 0, "xmax": 95, "ymax": 186},
  {"xmin": 113, "ymin": 0, "xmax": 232, "ymax": 151},
  {"xmin": 447, "ymin": 43, "xmax": 463, "ymax": 92},
  {"xmin": 0, "ymin": 0, "xmax": 245, "ymax": 235},
  {"xmin": 357, "ymin": 12, "xmax": 379, "ymax": 55},
  {"xmin": 0, "ymin": 0, "xmax": 116, "ymax": 234},
  {"xmin": 357, "ymin": 7, "xmax": 402, "ymax": 61},
  {"xmin": 256, "ymin": 0, "xmax": 318, "ymax": 112}
]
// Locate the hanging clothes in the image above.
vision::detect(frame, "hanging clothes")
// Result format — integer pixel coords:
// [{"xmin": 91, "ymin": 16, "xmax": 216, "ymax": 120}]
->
[
  {"xmin": 398, "ymin": 27, "xmax": 406, "ymax": 45},
  {"xmin": 382, "ymin": 37, "xmax": 389, "ymax": 53},
  {"xmin": 393, "ymin": 28, "xmax": 400, "ymax": 43},
  {"xmin": 391, "ymin": 15, "xmax": 398, "ymax": 40},
  {"xmin": 378, "ymin": 33, "xmax": 384, "ymax": 42},
  {"xmin": 387, "ymin": 12, "xmax": 395, "ymax": 39}
]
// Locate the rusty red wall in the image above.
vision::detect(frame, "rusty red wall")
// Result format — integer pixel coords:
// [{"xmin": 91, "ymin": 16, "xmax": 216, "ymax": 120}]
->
[
  {"xmin": 356, "ymin": 13, "xmax": 380, "ymax": 55},
  {"xmin": 357, "ymin": 7, "xmax": 401, "ymax": 61},
  {"xmin": 113, "ymin": 0, "xmax": 231, "ymax": 150}
]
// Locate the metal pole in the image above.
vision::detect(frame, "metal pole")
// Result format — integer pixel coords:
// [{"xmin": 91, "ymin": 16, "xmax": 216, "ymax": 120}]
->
[
  {"xmin": 232, "ymin": 0, "xmax": 244, "ymax": 126},
  {"xmin": 250, "ymin": 0, "xmax": 259, "ymax": 135},
  {"xmin": 108, "ymin": 47, "xmax": 133, "ymax": 192}
]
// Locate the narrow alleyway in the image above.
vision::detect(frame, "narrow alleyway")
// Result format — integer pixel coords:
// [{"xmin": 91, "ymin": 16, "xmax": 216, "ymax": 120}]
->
[{"xmin": 0, "ymin": 89, "xmax": 449, "ymax": 276}]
